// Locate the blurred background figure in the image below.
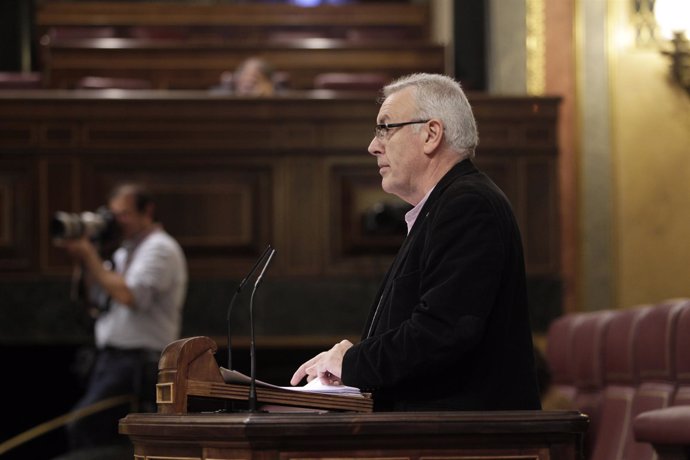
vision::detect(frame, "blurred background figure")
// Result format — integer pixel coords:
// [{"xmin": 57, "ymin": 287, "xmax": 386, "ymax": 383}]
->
[
  {"xmin": 233, "ymin": 57, "xmax": 276, "ymax": 96},
  {"xmin": 55, "ymin": 183, "xmax": 188, "ymax": 454}
]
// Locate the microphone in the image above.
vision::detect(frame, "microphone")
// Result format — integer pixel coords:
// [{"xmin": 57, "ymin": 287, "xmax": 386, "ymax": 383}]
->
[
  {"xmin": 226, "ymin": 244, "xmax": 273, "ymax": 371},
  {"xmin": 248, "ymin": 247, "xmax": 276, "ymax": 412}
]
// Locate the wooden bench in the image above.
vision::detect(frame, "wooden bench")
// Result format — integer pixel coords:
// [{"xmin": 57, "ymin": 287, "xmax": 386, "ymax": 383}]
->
[
  {"xmin": 36, "ymin": 1, "xmax": 444, "ymax": 89},
  {"xmin": 40, "ymin": 37, "xmax": 445, "ymax": 90}
]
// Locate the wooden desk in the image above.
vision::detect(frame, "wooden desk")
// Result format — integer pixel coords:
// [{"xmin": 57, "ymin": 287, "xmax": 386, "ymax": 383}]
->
[{"xmin": 119, "ymin": 410, "xmax": 589, "ymax": 460}]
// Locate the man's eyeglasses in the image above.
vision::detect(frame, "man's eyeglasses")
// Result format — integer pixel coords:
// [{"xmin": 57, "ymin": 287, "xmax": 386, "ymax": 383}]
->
[{"xmin": 374, "ymin": 120, "xmax": 430, "ymax": 140}]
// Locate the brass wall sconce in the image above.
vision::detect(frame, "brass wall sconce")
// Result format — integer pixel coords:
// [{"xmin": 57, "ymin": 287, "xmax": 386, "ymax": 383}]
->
[{"xmin": 653, "ymin": 0, "xmax": 690, "ymax": 94}]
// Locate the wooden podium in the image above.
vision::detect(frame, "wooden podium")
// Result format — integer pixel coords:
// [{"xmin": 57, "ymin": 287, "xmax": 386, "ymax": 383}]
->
[
  {"xmin": 120, "ymin": 336, "xmax": 589, "ymax": 459},
  {"xmin": 155, "ymin": 336, "xmax": 373, "ymax": 413},
  {"xmin": 120, "ymin": 411, "xmax": 589, "ymax": 460}
]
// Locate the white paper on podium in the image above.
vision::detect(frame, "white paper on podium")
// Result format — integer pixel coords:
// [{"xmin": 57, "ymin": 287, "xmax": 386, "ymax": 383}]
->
[
  {"xmin": 285, "ymin": 376, "xmax": 362, "ymax": 395},
  {"xmin": 220, "ymin": 367, "xmax": 363, "ymax": 397}
]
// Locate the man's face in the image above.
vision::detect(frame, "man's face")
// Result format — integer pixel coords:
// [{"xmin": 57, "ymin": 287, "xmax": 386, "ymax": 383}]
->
[
  {"xmin": 108, "ymin": 193, "xmax": 148, "ymax": 239},
  {"xmin": 367, "ymin": 87, "xmax": 426, "ymax": 204}
]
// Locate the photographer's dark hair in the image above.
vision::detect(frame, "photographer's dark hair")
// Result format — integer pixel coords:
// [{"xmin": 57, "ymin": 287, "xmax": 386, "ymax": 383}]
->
[{"xmin": 109, "ymin": 183, "xmax": 154, "ymax": 214}]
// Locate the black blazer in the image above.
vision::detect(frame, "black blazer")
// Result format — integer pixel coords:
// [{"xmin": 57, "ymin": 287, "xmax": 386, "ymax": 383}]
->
[{"xmin": 341, "ymin": 159, "xmax": 541, "ymax": 411}]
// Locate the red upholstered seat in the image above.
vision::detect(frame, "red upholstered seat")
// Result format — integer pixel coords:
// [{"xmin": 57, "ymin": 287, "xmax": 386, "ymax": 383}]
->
[
  {"xmin": 634, "ymin": 405, "xmax": 690, "ymax": 446},
  {"xmin": 46, "ymin": 26, "xmax": 116, "ymax": 40},
  {"xmin": 545, "ymin": 313, "xmax": 582, "ymax": 402},
  {"xmin": 623, "ymin": 300, "xmax": 687, "ymax": 460},
  {"xmin": 547, "ymin": 299, "xmax": 690, "ymax": 460},
  {"xmin": 345, "ymin": 28, "xmax": 416, "ymax": 42},
  {"xmin": 673, "ymin": 301, "xmax": 690, "ymax": 406},
  {"xmin": 127, "ymin": 26, "xmax": 191, "ymax": 40},
  {"xmin": 0, "ymin": 72, "xmax": 42, "ymax": 89},
  {"xmin": 590, "ymin": 306, "xmax": 648, "ymax": 460},
  {"xmin": 571, "ymin": 310, "xmax": 614, "ymax": 457},
  {"xmin": 75, "ymin": 76, "xmax": 153, "ymax": 90},
  {"xmin": 630, "ymin": 301, "xmax": 690, "ymax": 459},
  {"xmin": 267, "ymin": 31, "xmax": 328, "ymax": 43},
  {"xmin": 212, "ymin": 70, "xmax": 291, "ymax": 92}
]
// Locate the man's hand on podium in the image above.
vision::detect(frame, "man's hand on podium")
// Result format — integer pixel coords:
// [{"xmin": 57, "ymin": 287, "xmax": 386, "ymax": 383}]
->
[{"xmin": 290, "ymin": 339, "xmax": 354, "ymax": 387}]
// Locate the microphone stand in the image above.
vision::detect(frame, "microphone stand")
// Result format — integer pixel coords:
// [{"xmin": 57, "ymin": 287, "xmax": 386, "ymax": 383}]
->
[
  {"xmin": 248, "ymin": 248, "xmax": 276, "ymax": 412},
  {"xmin": 226, "ymin": 244, "xmax": 272, "ymax": 371}
]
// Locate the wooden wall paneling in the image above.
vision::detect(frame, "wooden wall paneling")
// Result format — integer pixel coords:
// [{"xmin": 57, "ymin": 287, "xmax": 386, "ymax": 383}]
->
[
  {"xmin": 77, "ymin": 154, "xmax": 275, "ymax": 277},
  {"xmin": 522, "ymin": 156, "xmax": 559, "ymax": 275},
  {"xmin": 0, "ymin": 91, "xmax": 561, "ymax": 282},
  {"xmin": 321, "ymin": 119, "xmax": 375, "ymax": 150},
  {"xmin": 39, "ymin": 155, "xmax": 80, "ymax": 273},
  {"xmin": 81, "ymin": 119, "xmax": 290, "ymax": 151},
  {"xmin": 35, "ymin": 2, "xmax": 431, "ymax": 40},
  {"xmin": 68, "ymin": 102, "xmax": 350, "ymax": 153},
  {"xmin": 0, "ymin": 121, "xmax": 37, "ymax": 148},
  {"xmin": 474, "ymin": 156, "xmax": 519, "ymax": 206},
  {"xmin": 476, "ymin": 154, "xmax": 558, "ymax": 275},
  {"xmin": 470, "ymin": 96, "xmax": 560, "ymax": 152},
  {"xmin": 0, "ymin": 155, "xmax": 36, "ymax": 271},
  {"xmin": 0, "ymin": 91, "xmax": 563, "ymax": 340},
  {"xmin": 278, "ymin": 156, "xmax": 325, "ymax": 276},
  {"xmin": 39, "ymin": 121, "xmax": 79, "ymax": 148},
  {"xmin": 323, "ymin": 157, "xmax": 403, "ymax": 277},
  {"xmin": 470, "ymin": 95, "xmax": 561, "ymax": 277}
]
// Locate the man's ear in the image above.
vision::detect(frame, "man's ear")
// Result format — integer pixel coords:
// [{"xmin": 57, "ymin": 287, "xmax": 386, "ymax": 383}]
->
[{"xmin": 422, "ymin": 119, "xmax": 443, "ymax": 155}]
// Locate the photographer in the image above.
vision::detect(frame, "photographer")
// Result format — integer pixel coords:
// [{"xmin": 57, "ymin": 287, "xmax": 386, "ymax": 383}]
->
[{"xmin": 56, "ymin": 183, "xmax": 188, "ymax": 451}]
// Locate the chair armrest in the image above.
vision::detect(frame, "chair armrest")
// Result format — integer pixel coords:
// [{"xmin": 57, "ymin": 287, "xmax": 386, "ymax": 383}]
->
[{"xmin": 634, "ymin": 406, "xmax": 690, "ymax": 445}]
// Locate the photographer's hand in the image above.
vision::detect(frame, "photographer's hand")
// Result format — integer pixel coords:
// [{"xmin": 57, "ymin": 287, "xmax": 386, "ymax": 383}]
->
[
  {"xmin": 56, "ymin": 236, "xmax": 95, "ymax": 261},
  {"xmin": 56, "ymin": 237, "xmax": 136, "ymax": 308}
]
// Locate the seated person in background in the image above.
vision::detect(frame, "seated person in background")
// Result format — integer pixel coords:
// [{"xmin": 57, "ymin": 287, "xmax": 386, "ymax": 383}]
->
[{"xmin": 233, "ymin": 57, "xmax": 276, "ymax": 96}]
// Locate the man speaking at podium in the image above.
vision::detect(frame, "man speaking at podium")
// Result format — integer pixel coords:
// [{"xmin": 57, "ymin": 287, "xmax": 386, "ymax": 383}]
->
[{"xmin": 291, "ymin": 73, "xmax": 542, "ymax": 411}]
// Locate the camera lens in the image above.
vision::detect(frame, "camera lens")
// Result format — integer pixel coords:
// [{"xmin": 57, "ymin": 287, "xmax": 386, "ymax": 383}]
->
[{"xmin": 50, "ymin": 211, "xmax": 83, "ymax": 239}]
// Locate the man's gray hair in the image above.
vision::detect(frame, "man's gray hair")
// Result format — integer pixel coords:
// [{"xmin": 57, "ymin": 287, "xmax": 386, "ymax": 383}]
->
[{"xmin": 382, "ymin": 73, "xmax": 479, "ymax": 157}]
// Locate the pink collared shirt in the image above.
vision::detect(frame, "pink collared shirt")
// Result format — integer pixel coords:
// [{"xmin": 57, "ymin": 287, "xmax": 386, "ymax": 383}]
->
[{"xmin": 404, "ymin": 187, "xmax": 435, "ymax": 234}]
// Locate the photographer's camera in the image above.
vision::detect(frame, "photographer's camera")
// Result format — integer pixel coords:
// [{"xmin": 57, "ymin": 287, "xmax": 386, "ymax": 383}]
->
[{"xmin": 50, "ymin": 207, "xmax": 118, "ymax": 243}]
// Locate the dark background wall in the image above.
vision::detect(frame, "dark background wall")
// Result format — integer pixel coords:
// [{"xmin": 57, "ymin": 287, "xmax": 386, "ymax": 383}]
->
[
  {"xmin": 454, "ymin": 0, "xmax": 487, "ymax": 91},
  {"xmin": 0, "ymin": 0, "xmax": 35, "ymax": 72}
]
